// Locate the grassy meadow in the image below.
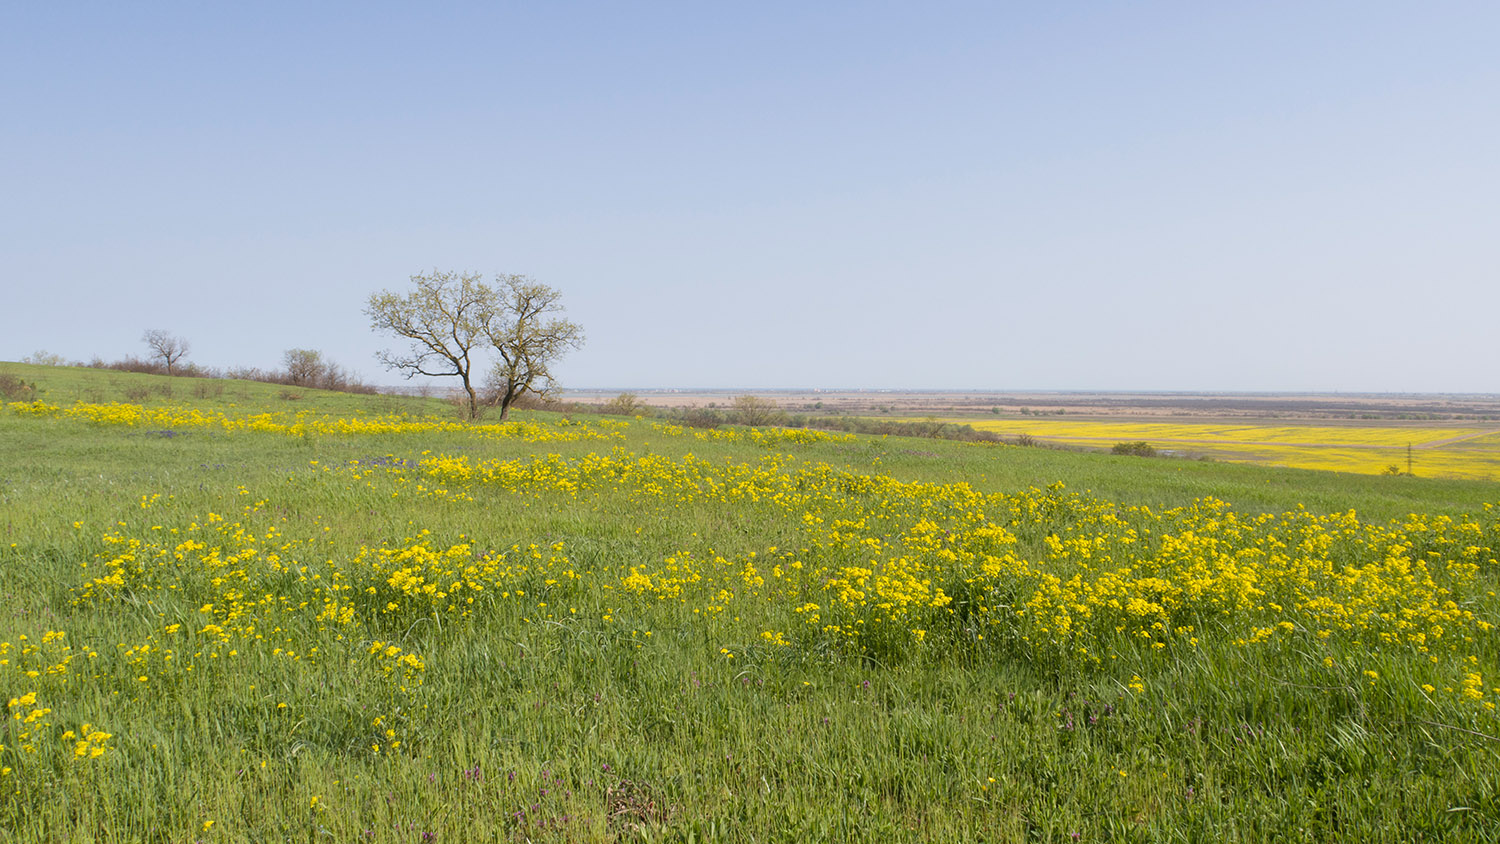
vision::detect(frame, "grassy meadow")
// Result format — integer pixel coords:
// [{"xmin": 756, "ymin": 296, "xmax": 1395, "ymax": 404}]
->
[
  {"xmin": 2, "ymin": 363, "xmax": 1499, "ymax": 842},
  {"xmin": 946, "ymin": 417, "xmax": 1500, "ymax": 483}
]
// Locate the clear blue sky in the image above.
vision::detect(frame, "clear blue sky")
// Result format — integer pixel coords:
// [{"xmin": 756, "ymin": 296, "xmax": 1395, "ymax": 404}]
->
[{"xmin": 5, "ymin": 2, "xmax": 1497, "ymax": 392}]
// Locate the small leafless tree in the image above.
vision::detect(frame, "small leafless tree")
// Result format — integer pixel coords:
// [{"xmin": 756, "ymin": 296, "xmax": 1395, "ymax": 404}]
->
[{"xmin": 142, "ymin": 330, "xmax": 190, "ymax": 375}]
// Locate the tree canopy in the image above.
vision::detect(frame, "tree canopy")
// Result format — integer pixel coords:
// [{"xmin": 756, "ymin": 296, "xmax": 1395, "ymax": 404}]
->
[
  {"xmin": 365, "ymin": 271, "xmax": 582, "ymax": 419},
  {"xmin": 483, "ymin": 275, "xmax": 585, "ymax": 420}
]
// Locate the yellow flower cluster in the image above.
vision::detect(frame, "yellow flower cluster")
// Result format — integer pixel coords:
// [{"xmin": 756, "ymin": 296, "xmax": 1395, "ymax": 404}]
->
[
  {"xmin": 5, "ymin": 400, "xmax": 621, "ymax": 443},
  {"xmin": 8, "ymin": 439, "xmax": 1497, "ymax": 766},
  {"xmin": 366, "ymin": 641, "xmax": 426, "ymax": 689},
  {"xmin": 62, "ymin": 498, "xmax": 429, "ymax": 714},
  {"xmin": 412, "ymin": 450, "xmax": 1498, "ymax": 690},
  {"xmin": 4, "ymin": 692, "xmax": 52, "ymax": 761},
  {"xmin": 3, "ymin": 690, "xmax": 110, "ymax": 772},
  {"xmin": 60, "ymin": 724, "xmax": 111, "ymax": 760}
]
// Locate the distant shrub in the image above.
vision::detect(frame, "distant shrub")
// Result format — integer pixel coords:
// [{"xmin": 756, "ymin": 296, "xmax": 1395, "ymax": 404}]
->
[
  {"xmin": 732, "ymin": 395, "xmax": 784, "ymax": 427},
  {"xmin": 89, "ymin": 355, "xmax": 208, "ymax": 378},
  {"xmin": 276, "ymin": 348, "xmax": 377, "ymax": 394},
  {"xmin": 907, "ymin": 418, "xmax": 946, "ymax": 438},
  {"xmin": 0, "ymin": 373, "xmax": 38, "ymax": 401},
  {"xmin": 97, "ymin": 355, "xmax": 166, "ymax": 376},
  {"xmin": 682, "ymin": 408, "xmax": 724, "ymax": 429},
  {"xmin": 21, "ymin": 350, "xmax": 66, "ymax": 366},
  {"xmin": 1112, "ymin": 441, "xmax": 1157, "ymax": 457},
  {"xmin": 222, "ymin": 366, "xmax": 272, "ymax": 382},
  {"xmin": 508, "ymin": 393, "xmax": 567, "ymax": 412},
  {"xmin": 602, "ymin": 392, "xmax": 649, "ymax": 417},
  {"xmin": 283, "ymin": 349, "xmax": 325, "ymax": 387}
]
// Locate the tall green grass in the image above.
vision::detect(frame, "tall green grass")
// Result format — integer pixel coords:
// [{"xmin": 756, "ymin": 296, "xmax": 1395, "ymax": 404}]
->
[{"xmin": 1, "ymin": 364, "xmax": 1497, "ymax": 841}]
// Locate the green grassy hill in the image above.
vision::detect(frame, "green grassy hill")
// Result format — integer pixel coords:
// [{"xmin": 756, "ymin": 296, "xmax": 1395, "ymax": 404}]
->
[
  {"xmin": 5, "ymin": 361, "xmax": 1493, "ymax": 520},
  {"xmin": 1, "ymin": 360, "xmax": 446, "ymax": 415},
  {"xmin": 2, "ymin": 363, "xmax": 1497, "ymax": 841}
]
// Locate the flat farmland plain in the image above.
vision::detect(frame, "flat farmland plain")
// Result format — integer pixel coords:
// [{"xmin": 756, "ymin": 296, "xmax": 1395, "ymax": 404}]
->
[
  {"xmin": 565, "ymin": 388, "xmax": 1500, "ymax": 481},
  {"xmin": 950, "ymin": 418, "xmax": 1500, "ymax": 481}
]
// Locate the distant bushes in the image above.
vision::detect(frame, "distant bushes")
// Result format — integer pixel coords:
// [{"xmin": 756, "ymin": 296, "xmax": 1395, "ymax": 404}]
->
[
  {"xmin": 89, "ymin": 358, "xmax": 377, "ymax": 395},
  {"xmin": 794, "ymin": 414, "xmax": 1005, "ymax": 443},
  {"xmin": 121, "ymin": 383, "xmax": 173, "ymax": 402},
  {"xmin": 86, "ymin": 355, "xmax": 211, "ymax": 379},
  {"xmin": 676, "ymin": 408, "xmax": 727, "ymax": 430},
  {"xmin": 221, "ymin": 349, "xmax": 377, "ymax": 395},
  {"xmin": 731, "ymin": 395, "xmax": 784, "ymax": 427},
  {"xmin": 601, "ymin": 392, "xmax": 651, "ymax": 417},
  {"xmin": 477, "ymin": 399, "xmax": 1159, "ymax": 455},
  {"xmin": 18, "ymin": 345, "xmax": 377, "ymax": 396},
  {"xmin": 0, "ymin": 373, "xmax": 39, "ymax": 401},
  {"xmin": 544, "ymin": 396, "xmax": 1012, "ymax": 444},
  {"xmin": 20, "ymin": 350, "xmax": 66, "ymax": 366},
  {"xmin": 224, "ymin": 364, "xmax": 377, "ymax": 395}
]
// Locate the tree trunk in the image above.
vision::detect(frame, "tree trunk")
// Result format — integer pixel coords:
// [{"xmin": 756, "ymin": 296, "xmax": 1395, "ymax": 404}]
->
[
  {"xmin": 497, "ymin": 384, "xmax": 517, "ymax": 420},
  {"xmin": 461, "ymin": 375, "xmax": 479, "ymax": 420}
]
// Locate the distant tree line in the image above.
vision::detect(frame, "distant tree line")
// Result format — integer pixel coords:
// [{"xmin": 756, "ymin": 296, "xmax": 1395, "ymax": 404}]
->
[{"xmin": 19, "ymin": 333, "xmax": 378, "ymax": 395}]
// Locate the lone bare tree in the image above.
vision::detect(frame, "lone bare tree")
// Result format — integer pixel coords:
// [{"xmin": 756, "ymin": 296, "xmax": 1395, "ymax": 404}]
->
[
  {"xmin": 483, "ymin": 275, "xmax": 584, "ymax": 420},
  {"xmin": 142, "ymin": 330, "xmax": 190, "ymax": 375},
  {"xmin": 365, "ymin": 271, "xmax": 492, "ymax": 418},
  {"xmin": 366, "ymin": 271, "xmax": 584, "ymax": 420}
]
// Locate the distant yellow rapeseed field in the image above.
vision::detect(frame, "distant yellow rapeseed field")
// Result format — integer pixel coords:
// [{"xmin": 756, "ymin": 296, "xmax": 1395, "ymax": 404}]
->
[{"xmin": 953, "ymin": 418, "xmax": 1500, "ymax": 481}]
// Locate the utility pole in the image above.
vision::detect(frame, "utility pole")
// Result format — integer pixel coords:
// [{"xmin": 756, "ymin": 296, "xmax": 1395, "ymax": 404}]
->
[{"xmin": 1407, "ymin": 442, "xmax": 1413, "ymax": 476}]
